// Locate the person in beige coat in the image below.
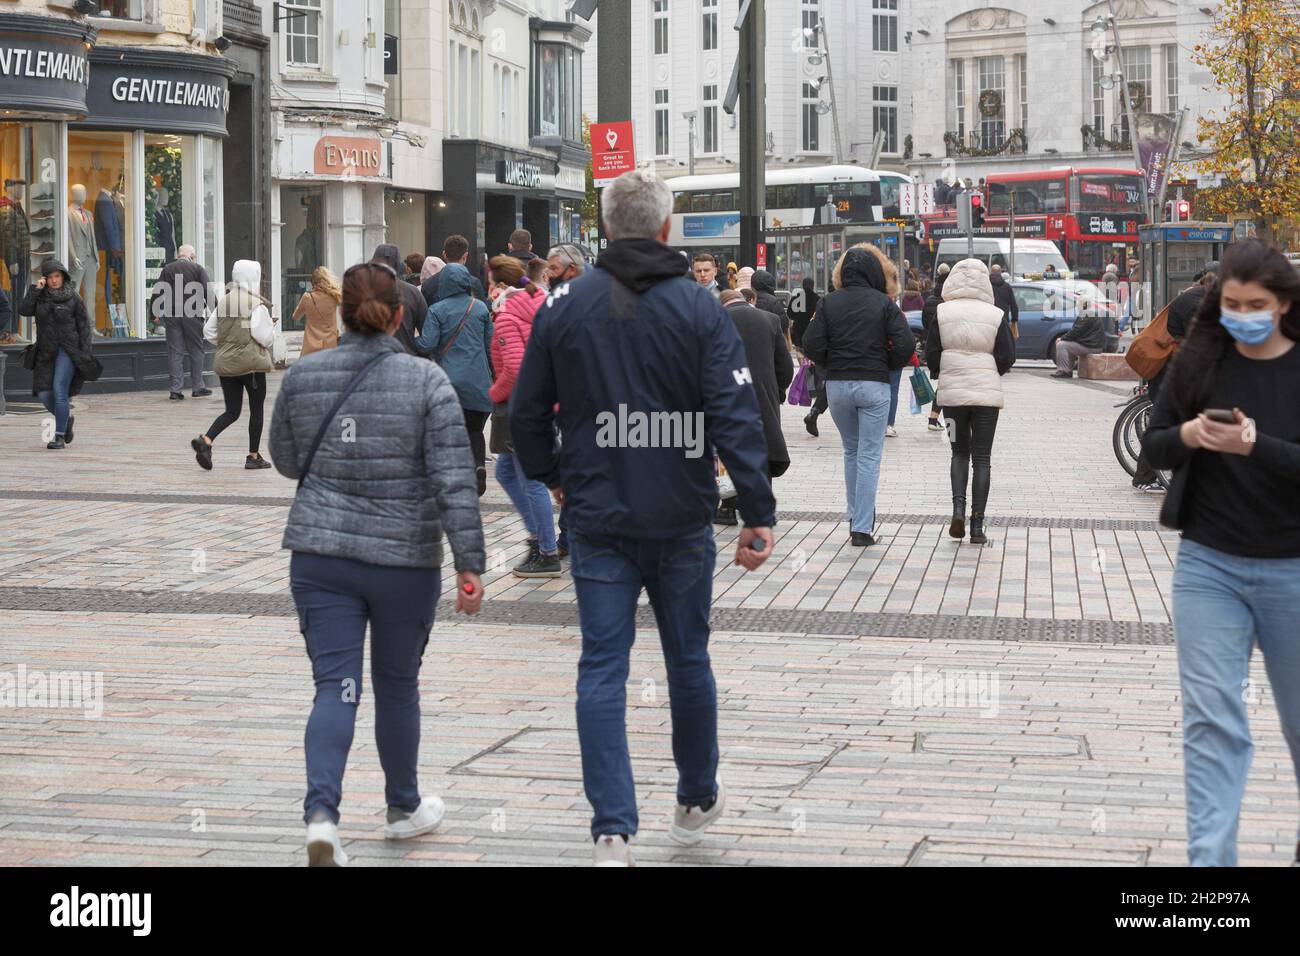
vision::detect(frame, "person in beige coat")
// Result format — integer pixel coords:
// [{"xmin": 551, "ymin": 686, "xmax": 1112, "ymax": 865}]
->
[
  {"xmin": 294, "ymin": 267, "xmax": 342, "ymax": 357},
  {"xmin": 924, "ymin": 258, "xmax": 1015, "ymax": 545}
]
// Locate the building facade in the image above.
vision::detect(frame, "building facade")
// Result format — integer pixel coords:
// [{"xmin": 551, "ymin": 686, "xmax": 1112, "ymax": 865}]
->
[
  {"xmin": 591, "ymin": 0, "xmax": 909, "ymax": 179},
  {"xmin": 903, "ymin": 0, "xmax": 1226, "ymax": 183},
  {"xmin": 1, "ymin": 0, "xmax": 257, "ymax": 399}
]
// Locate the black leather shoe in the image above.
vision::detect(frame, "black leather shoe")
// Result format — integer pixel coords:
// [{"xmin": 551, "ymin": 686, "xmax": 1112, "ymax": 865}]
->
[
  {"xmin": 191, "ymin": 436, "xmax": 213, "ymax": 471},
  {"xmin": 46, "ymin": 437, "xmax": 65, "ymax": 450},
  {"xmin": 476, "ymin": 466, "xmax": 487, "ymax": 497},
  {"xmin": 169, "ymin": 391, "xmax": 185, "ymax": 400},
  {"xmin": 850, "ymin": 531, "xmax": 875, "ymax": 547},
  {"xmin": 192, "ymin": 388, "xmax": 212, "ymax": 397},
  {"xmin": 714, "ymin": 503, "xmax": 738, "ymax": 526},
  {"xmin": 969, "ymin": 514, "xmax": 987, "ymax": 545},
  {"xmin": 63, "ymin": 416, "xmax": 74, "ymax": 445},
  {"xmin": 949, "ymin": 514, "xmax": 966, "ymax": 539},
  {"xmin": 804, "ymin": 411, "xmax": 820, "ymax": 437}
]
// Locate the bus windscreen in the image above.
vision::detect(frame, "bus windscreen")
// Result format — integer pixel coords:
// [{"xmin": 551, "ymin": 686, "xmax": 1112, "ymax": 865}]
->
[{"xmin": 1075, "ymin": 174, "xmax": 1144, "ymax": 212}]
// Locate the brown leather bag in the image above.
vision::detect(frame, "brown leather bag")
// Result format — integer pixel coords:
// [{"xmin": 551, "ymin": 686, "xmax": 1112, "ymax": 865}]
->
[{"xmin": 1124, "ymin": 303, "xmax": 1177, "ymax": 380}]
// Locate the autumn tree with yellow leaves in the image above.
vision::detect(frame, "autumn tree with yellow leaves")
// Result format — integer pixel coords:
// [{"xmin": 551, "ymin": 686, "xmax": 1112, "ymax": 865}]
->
[{"xmin": 1191, "ymin": 0, "xmax": 1300, "ymax": 242}]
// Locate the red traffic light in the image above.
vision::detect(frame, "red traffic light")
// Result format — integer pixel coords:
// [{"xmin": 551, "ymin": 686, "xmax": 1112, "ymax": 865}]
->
[
  {"xmin": 1176, "ymin": 200, "xmax": 1191, "ymax": 221},
  {"xmin": 970, "ymin": 194, "xmax": 983, "ymax": 208}
]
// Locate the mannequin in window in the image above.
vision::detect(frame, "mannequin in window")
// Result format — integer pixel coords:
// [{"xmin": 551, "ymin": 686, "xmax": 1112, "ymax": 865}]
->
[
  {"xmin": 154, "ymin": 185, "xmax": 176, "ymax": 264},
  {"xmin": 95, "ymin": 184, "xmax": 124, "ymax": 330},
  {"xmin": 0, "ymin": 179, "xmax": 31, "ymax": 304},
  {"xmin": 68, "ymin": 184, "xmax": 99, "ymax": 325}
]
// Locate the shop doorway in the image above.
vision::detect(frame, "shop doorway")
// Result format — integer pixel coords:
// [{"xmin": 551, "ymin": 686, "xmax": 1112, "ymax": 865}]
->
[
  {"xmin": 523, "ymin": 199, "xmax": 550, "ymax": 256},
  {"xmin": 281, "ymin": 186, "xmax": 324, "ymax": 331},
  {"xmin": 484, "ymin": 193, "xmax": 515, "ymax": 260}
]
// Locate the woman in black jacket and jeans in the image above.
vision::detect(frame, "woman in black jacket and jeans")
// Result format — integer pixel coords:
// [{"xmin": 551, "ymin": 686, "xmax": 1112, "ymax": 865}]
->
[
  {"xmin": 20, "ymin": 259, "xmax": 97, "ymax": 449},
  {"xmin": 1142, "ymin": 238, "xmax": 1300, "ymax": 867},
  {"xmin": 802, "ymin": 244, "xmax": 915, "ymax": 547}
]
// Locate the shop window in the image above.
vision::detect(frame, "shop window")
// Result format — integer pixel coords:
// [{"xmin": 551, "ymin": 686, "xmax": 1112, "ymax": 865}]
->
[
  {"xmin": 281, "ymin": 186, "xmax": 324, "ymax": 332},
  {"xmin": 99, "ymin": 0, "xmax": 144, "ymax": 19},
  {"xmin": 202, "ymin": 138, "xmax": 221, "ymax": 287},
  {"xmin": 0, "ymin": 123, "xmax": 62, "ymax": 344},
  {"xmin": 532, "ymin": 41, "xmax": 583, "ymax": 143},
  {"xmin": 66, "ymin": 131, "xmax": 137, "ymax": 339},
  {"xmin": 385, "ymin": 189, "xmax": 427, "ymax": 263},
  {"xmin": 143, "ymin": 134, "xmax": 200, "ymax": 338}
]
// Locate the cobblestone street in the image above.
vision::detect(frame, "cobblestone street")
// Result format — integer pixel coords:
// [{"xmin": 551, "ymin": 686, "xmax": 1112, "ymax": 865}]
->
[{"xmin": 1, "ymin": 363, "xmax": 1295, "ymax": 866}]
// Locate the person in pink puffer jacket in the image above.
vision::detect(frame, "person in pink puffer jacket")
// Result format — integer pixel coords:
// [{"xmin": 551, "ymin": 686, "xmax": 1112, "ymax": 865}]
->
[{"xmin": 487, "ymin": 254, "xmax": 561, "ymax": 577}]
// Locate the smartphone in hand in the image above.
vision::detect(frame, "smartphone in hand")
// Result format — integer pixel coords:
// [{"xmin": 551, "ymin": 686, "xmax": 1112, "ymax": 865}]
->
[{"xmin": 1203, "ymin": 409, "xmax": 1236, "ymax": 424}]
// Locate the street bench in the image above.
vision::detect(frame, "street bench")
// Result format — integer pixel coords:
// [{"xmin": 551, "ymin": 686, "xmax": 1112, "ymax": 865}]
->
[{"xmin": 1078, "ymin": 352, "xmax": 1138, "ymax": 382}]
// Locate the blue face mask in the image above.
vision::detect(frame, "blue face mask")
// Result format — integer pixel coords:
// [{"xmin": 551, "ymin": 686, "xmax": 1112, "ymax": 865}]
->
[{"xmin": 1220, "ymin": 309, "xmax": 1275, "ymax": 345}]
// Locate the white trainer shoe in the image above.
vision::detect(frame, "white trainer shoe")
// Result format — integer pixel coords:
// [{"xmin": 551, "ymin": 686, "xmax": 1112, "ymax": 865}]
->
[
  {"xmin": 305, "ymin": 817, "xmax": 348, "ymax": 867},
  {"xmin": 384, "ymin": 797, "xmax": 445, "ymax": 840},
  {"xmin": 593, "ymin": 834, "xmax": 635, "ymax": 867},
  {"xmin": 669, "ymin": 778, "xmax": 726, "ymax": 846}
]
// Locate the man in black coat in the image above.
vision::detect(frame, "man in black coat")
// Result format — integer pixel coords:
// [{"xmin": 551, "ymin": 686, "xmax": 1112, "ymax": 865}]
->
[
  {"xmin": 721, "ymin": 289, "xmax": 793, "ymax": 480},
  {"xmin": 152, "ymin": 243, "xmax": 213, "ymax": 399},
  {"xmin": 750, "ymin": 269, "xmax": 790, "ymax": 340},
  {"xmin": 507, "ymin": 228, "xmax": 538, "ymax": 263},
  {"xmin": 371, "ymin": 242, "xmax": 431, "ymax": 357},
  {"xmin": 989, "ymin": 264, "xmax": 1019, "ymax": 340},
  {"xmin": 1052, "ymin": 310, "xmax": 1106, "ymax": 377}
]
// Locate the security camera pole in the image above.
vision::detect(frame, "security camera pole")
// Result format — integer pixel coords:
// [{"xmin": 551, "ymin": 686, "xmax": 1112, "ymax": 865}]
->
[{"xmin": 736, "ymin": 0, "xmax": 766, "ymax": 269}]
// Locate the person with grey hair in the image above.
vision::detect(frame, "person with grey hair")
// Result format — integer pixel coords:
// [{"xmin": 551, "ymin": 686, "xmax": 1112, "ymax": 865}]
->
[
  {"xmin": 546, "ymin": 243, "xmax": 590, "ymax": 286},
  {"xmin": 509, "ymin": 168, "xmax": 776, "ymax": 867},
  {"xmin": 152, "ymin": 243, "xmax": 212, "ymax": 400}
]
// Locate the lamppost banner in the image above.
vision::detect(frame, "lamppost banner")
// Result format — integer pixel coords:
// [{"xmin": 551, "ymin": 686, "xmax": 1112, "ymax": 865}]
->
[{"xmin": 1135, "ymin": 112, "xmax": 1178, "ymax": 202}]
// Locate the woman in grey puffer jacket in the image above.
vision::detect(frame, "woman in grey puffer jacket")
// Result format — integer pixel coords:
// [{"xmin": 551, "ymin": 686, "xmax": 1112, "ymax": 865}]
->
[{"xmin": 269, "ymin": 261, "xmax": 486, "ymax": 867}]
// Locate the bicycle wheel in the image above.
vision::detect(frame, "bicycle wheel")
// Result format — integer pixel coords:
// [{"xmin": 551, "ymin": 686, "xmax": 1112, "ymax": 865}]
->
[
  {"xmin": 1112, "ymin": 399, "xmax": 1144, "ymax": 477},
  {"xmin": 1126, "ymin": 399, "xmax": 1152, "ymax": 469}
]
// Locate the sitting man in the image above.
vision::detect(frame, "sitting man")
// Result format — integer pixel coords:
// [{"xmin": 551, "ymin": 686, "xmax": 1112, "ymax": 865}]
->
[{"xmin": 1051, "ymin": 306, "xmax": 1106, "ymax": 379}]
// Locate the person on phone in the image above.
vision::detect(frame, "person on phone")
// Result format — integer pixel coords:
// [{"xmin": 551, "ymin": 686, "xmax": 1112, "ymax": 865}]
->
[
  {"xmin": 268, "ymin": 260, "xmax": 486, "ymax": 866},
  {"xmin": 20, "ymin": 260, "xmax": 96, "ymax": 449},
  {"xmin": 1142, "ymin": 238, "xmax": 1300, "ymax": 867}
]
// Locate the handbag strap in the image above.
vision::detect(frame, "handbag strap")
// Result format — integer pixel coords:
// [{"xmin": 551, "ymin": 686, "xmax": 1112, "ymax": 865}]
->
[
  {"xmin": 439, "ymin": 299, "xmax": 476, "ymax": 361},
  {"xmin": 298, "ymin": 350, "xmax": 395, "ymax": 489}
]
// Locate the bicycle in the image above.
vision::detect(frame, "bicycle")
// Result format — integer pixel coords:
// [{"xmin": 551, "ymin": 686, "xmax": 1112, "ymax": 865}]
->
[{"xmin": 1112, "ymin": 383, "xmax": 1171, "ymax": 489}]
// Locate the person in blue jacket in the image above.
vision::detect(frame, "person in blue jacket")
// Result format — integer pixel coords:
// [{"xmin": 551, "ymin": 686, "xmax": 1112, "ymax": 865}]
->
[
  {"xmin": 415, "ymin": 262, "xmax": 493, "ymax": 495},
  {"xmin": 509, "ymin": 168, "xmax": 776, "ymax": 867}
]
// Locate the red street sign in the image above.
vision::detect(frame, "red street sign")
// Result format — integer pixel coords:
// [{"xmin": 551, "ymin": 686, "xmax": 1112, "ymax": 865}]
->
[
  {"xmin": 756, "ymin": 244, "xmax": 767, "ymax": 268},
  {"xmin": 591, "ymin": 121, "xmax": 636, "ymax": 185}
]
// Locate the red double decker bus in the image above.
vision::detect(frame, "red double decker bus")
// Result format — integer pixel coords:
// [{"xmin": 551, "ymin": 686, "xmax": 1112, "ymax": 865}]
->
[{"xmin": 920, "ymin": 167, "xmax": 1146, "ymax": 280}]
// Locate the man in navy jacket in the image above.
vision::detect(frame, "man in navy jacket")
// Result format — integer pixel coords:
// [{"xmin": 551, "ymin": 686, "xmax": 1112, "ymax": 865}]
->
[{"xmin": 510, "ymin": 169, "xmax": 775, "ymax": 866}]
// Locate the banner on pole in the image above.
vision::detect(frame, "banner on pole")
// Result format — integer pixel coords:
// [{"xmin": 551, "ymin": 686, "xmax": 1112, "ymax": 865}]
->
[{"xmin": 1135, "ymin": 113, "xmax": 1178, "ymax": 202}]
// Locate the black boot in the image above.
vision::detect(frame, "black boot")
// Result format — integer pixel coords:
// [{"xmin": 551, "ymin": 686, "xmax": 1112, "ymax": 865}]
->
[
  {"xmin": 803, "ymin": 410, "xmax": 819, "ymax": 437},
  {"xmin": 950, "ymin": 452, "xmax": 969, "ymax": 540},
  {"xmin": 949, "ymin": 508, "xmax": 966, "ymax": 540},
  {"xmin": 511, "ymin": 539, "xmax": 539, "ymax": 576},
  {"xmin": 969, "ymin": 514, "xmax": 987, "ymax": 545}
]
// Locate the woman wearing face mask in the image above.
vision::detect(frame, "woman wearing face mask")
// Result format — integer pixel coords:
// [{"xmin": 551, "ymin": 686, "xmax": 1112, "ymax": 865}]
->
[{"xmin": 1143, "ymin": 238, "xmax": 1300, "ymax": 868}]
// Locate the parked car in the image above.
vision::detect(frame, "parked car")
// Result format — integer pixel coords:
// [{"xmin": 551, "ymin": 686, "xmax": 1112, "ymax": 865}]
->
[{"xmin": 906, "ymin": 279, "xmax": 1120, "ymax": 362}]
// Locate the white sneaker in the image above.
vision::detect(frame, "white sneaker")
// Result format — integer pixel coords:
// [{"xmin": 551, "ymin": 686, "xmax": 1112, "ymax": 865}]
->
[
  {"xmin": 885, "ymin": 425, "xmax": 898, "ymax": 438},
  {"xmin": 593, "ymin": 834, "xmax": 635, "ymax": 867},
  {"xmin": 669, "ymin": 778, "xmax": 726, "ymax": 846},
  {"xmin": 384, "ymin": 797, "xmax": 445, "ymax": 840},
  {"xmin": 305, "ymin": 817, "xmax": 348, "ymax": 867}
]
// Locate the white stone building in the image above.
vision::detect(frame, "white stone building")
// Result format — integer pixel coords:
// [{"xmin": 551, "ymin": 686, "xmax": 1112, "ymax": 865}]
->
[
  {"xmin": 902, "ymin": 0, "xmax": 1227, "ymax": 183},
  {"xmin": 586, "ymin": 0, "xmax": 911, "ymax": 179}
]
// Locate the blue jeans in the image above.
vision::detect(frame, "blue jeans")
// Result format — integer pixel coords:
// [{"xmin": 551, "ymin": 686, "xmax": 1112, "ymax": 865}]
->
[
  {"xmin": 37, "ymin": 347, "xmax": 76, "ymax": 437},
  {"xmin": 570, "ymin": 526, "xmax": 719, "ymax": 838},
  {"xmin": 496, "ymin": 451, "xmax": 557, "ymax": 553},
  {"xmin": 1172, "ymin": 538, "xmax": 1300, "ymax": 866},
  {"xmin": 888, "ymin": 368, "xmax": 902, "ymax": 427},
  {"xmin": 826, "ymin": 379, "xmax": 891, "ymax": 534},
  {"xmin": 290, "ymin": 551, "xmax": 441, "ymax": 825}
]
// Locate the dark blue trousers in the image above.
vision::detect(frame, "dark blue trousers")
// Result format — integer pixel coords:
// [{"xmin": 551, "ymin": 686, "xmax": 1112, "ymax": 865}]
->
[{"xmin": 290, "ymin": 551, "xmax": 441, "ymax": 825}]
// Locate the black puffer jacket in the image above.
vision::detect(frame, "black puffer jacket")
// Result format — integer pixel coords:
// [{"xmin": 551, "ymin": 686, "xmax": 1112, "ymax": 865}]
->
[
  {"xmin": 371, "ymin": 243, "xmax": 430, "ymax": 358},
  {"xmin": 801, "ymin": 247, "xmax": 915, "ymax": 383},
  {"xmin": 751, "ymin": 270, "xmax": 789, "ymax": 337},
  {"xmin": 19, "ymin": 259, "xmax": 96, "ymax": 396}
]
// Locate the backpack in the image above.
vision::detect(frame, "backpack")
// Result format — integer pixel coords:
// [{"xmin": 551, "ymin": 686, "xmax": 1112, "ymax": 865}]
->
[{"xmin": 1124, "ymin": 303, "xmax": 1177, "ymax": 380}]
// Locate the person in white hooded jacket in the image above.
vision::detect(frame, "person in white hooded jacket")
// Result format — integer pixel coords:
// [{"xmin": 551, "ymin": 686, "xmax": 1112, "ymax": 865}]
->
[
  {"xmin": 925, "ymin": 258, "xmax": 1015, "ymax": 545},
  {"xmin": 192, "ymin": 259, "xmax": 275, "ymax": 471}
]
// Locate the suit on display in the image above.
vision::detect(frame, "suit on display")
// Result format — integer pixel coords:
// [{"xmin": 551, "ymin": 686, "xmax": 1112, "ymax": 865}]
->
[
  {"xmin": 68, "ymin": 185, "xmax": 99, "ymax": 325},
  {"xmin": 95, "ymin": 187, "xmax": 124, "ymax": 331},
  {"xmin": 0, "ymin": 192, "xmax": 31, "ymax": 304},
  {"xmin": 154, "ymin": 187, "xmax": 176, "ymax": 263}
]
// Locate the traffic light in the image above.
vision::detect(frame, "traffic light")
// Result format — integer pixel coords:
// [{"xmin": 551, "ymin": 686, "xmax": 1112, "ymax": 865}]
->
[
  {"xmin": 1165, "ymin": 199, "xmax": 1191, "ymax": 222},
  {"xmin": 956, "ymin": 192, "xmax": 972, "ymax": 233},
  {"xmin": 970, "ymin": 193, "xmax": 985, "ymax": 229}
]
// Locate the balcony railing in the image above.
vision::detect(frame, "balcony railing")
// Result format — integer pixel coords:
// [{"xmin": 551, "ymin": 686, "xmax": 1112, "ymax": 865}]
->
[{"xmin": 942, "ymin": 127, "xmax": 1027, "ymax": 158}]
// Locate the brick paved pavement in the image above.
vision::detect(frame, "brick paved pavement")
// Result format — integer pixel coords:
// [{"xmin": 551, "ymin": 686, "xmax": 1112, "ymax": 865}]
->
[{"xmin": 0, "ymin": 364, "xmax": 1295, "ymax": 866}]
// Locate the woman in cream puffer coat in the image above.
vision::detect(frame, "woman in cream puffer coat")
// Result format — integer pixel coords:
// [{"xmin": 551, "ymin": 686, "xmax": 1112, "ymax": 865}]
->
[{"xmin": 925, "ymin": 258, "xmax": 1015, "ymax": 545}]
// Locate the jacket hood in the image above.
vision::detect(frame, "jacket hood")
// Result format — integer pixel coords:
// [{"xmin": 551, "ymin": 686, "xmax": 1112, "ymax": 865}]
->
[
  {"xmin": 40, "ymin": 259, "xmax": 71, "ymax": 282},
  {"xmin": 942, "ymin": 258, "xmax": 995, "ymax": 305},
  {"xmin": 231, "ymin": 259, "xmax": 262, "ymax": 290},
  {"xmin": 751, "ymin": 270, "xmax": 777, "ymax": 295},
  {"xmin": 838, "ymin": 247, "xmax": 889, "ymax": 294},
  {"xmin": 436, "ymin": 262, "xmax": 474, "ymax": 301},
  {"xmin": 599, "ymin": 238, "xmax": 699, "ymax": 294},
  {"xmin": 420, "ymin": 256, "xmax": 445, "ymax": 283},
  {"xmin": 371, "ymin": 243, "xmax": 403, "ymax": 272}
]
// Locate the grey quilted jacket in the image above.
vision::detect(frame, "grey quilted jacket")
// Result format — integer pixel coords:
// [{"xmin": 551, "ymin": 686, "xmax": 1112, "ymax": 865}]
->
[{"xmin": 269, "ymin": 332, "xmax": 486, "ymax": 572}]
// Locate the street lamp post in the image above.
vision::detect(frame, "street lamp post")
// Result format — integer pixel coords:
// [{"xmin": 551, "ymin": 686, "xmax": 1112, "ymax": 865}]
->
[
  {"xmin": 682, "ymin": 111, "xmax": 698, "ymax": 176},
  {"xmin": 1094, "ymin": 3, "xmax": 1150, "ymax": 223},
  {"xmin": 806, "ymin": 24, "xmax": 843, "ymax": 164}
]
